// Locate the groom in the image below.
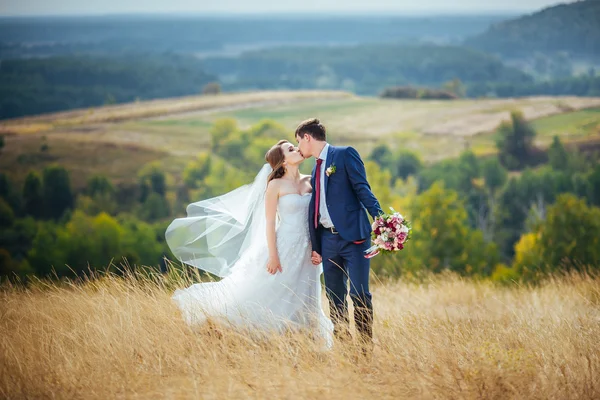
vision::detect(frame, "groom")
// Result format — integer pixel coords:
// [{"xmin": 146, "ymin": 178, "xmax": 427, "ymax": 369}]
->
[{"xmin": 295, "ymin": 118, "xmax": 383, "ymax": 349}]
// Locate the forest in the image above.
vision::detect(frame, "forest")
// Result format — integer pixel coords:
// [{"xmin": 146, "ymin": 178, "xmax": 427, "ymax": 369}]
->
[{"xmin": 2, "ymin": 114, "xmax": 599, "ymax": 283}]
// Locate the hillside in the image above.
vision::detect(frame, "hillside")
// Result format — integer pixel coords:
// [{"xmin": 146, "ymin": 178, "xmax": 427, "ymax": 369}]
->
[
  {"xmin": 0, "ymin": 15, "xmax": 513, "ymax": 59},
  {"xmin": 203, "ymin": 44, "xmax": 532, "ymax": 95},
  {"xmin": 2, "ymin": 91, "xmax": 600, "ymax": 188},
  {"xmin": 465, "ymin": 0, "xmax": 600, "ymax": 59},
  {"xmin": 0, "ymin": 55, "xmax": 217, "ymax": 120}
]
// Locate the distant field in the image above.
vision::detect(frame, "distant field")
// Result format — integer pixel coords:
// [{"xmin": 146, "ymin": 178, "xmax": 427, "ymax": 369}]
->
[
  {"xmin": 116, "ymin": 95, "xmax": 600, "ymax": 160},
  {"xmin": 531, "ymin": 107, "xmax": 600, "ymax": 139},
  {"xmin": 2, "ymin": 92, "xmax": 600, "ymax": 187}
]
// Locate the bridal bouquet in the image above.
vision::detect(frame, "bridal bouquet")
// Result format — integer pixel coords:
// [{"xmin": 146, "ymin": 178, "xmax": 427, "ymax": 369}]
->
[{"xmin": 364, "ymin": 208, "xmax": 411, "ymax": 259}]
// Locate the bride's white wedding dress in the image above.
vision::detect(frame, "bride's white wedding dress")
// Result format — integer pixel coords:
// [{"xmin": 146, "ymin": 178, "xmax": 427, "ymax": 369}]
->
[{"xmin": 171, "ymin": 192, "xmax": 334, "ymax": 348}]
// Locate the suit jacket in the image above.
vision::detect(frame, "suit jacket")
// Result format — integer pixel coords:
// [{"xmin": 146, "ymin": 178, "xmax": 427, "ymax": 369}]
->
[{"xmin": 308, "ymin": 145, "xmax": 383, "ymax": 254}]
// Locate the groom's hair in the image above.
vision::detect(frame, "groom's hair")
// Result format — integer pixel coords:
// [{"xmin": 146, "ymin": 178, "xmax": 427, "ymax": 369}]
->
[{"xmin": 295, "ymin": 118, "xmax": 326, "ymax": 141}]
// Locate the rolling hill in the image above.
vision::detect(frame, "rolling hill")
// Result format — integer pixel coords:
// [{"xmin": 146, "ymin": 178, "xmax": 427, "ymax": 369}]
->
[
  {"xmin": 2, "ymin": 91, "xmax": 600, "ymax": 189},
  {"xmin": 202, "ymin": 44, "xmax": 532, "ymax": 95},
  {"xmin": 0, "ymin": 55, "xmax": 217, "ymax": 120},
  {"xmin": 465, "ymin": 0, "xmax": 600, "ymax": 59}
]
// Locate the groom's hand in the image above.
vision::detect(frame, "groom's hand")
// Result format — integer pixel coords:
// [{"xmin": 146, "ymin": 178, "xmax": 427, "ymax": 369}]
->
[{"xmin": 311, "ymin": 251, "xmax": 322, "ymax": 265}]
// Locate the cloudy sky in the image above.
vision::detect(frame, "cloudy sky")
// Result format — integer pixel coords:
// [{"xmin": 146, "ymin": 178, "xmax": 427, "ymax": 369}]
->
[{"xmin": 0, "ymin": 0, "xmax": 568, "ymax": 16}]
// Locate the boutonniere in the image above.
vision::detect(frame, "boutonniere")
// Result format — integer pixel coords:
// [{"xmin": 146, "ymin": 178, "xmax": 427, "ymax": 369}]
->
[{"xmin": 326, "ymin": 164, "xmax": 336, "ymax": 177}]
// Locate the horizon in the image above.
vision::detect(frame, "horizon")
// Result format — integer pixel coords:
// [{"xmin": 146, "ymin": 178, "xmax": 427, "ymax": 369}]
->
[
  {"xmin": 0, "ymin": 11, "xmax": 525, "ymax": 18},
  {"xmin": 0, "ymin": 0, "xmax": 568, "ymax": 17}
]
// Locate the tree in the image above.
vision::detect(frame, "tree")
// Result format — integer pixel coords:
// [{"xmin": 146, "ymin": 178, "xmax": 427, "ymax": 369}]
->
[
  {"xmin": 42, "ymin": 165, "xmax": 74, "ymax": 220},
  {"xmin": 495, "ymin": 111, "xmax": 537, "ymax": 169},
  {"xmin": 548, "ymin": 136, "xmax": 569, "ymax": 170},
  {"xmin": 478, "ymin": 157, "xmax": 508, "ymax": 242},
  {"xmin": 27, "ymin": 222, "xmax": 68, "ymax": 276},
  {"xmin": 365, "ymin": 161, "xmax": 393, "ymax": 207},
  {"xmin": 0, "ymin": 173, "xmax": 21, "ymax": 213},
  {"xmin": 87, "ymin": 175, "xmax": 114, "ymax": 197},
  {"xmin": 202, "ymin": 82, "xmax": 221, "ymax": 95},
  {"xmin": 0, "ymin": 173, "xmax": 9, "ymax": 198},
  {"xmin": 104, "ymin": 93, "xmax": 117, "ymax": 105},
  {"xmin": 79, "ymin": 175, "xmax": 117, "ymax": 216},
  {"xmin": 533, "ymin": 52, "xmax": 549, "ymax": 76},
  {"xmin": 0, "ymin": 198, "xmax": 14, "ymax": 228},
  {"xmin": 456, "ymin": 150, "xmax": 480, "ymax": 194},
  {"xmin": 442, "ymin": 78, "xmax": 466, "ymax": 98},
  {"xmin": 407, "ymin": 182, "xmax": 497, "ymax": 276},
  {"xmin": 550, "ymin": 52, "xmax": 573, "ymax": 79},
  {"xmin": 201, "ymin": 158, "xmax": 245, "ymax": 198},
  {"xmin": 514, "ymin": 194, "xmax": 600, "ymax": 279},
  {"xmin": 512, "ymin": 232, "xmax": 542, "ymax": 280},
  {"xmin": 118, "ymin": 215, "xmax": 163, "ymax": 267},
  {"xmin": 244, "ymin": 136, "xmax": 278, "ymax": 171},
  {"xmin": 138, "ymin": 163, "xmax": 167, "ymax": 201},
  {"xmin": 368, "ymin": 143, "xmax": 395, "ymax": 172},
  {"xmin": 246, "ymin": 119, "xmax": 288, "ymax": 140},
  {"xmin": 538, "ymin": 194, "xmax": 600, "ymax": 270},
  {"xmin": 0, "ymin": 248, "xmax": 14, "ymax": 276},
  {"xmin": 587, "ymin": 164, "xmax": 600, "ymax": 207},
  {"xmin": 481, "ymin": 157, "xmax": 507, "ymax": 195},
  {"xmin": 209, "ymin": 118, "xmax": 238, "ymax": 152},
  {"xmin": 394, "ymin": 150, "xmax": 422, "ymax": 180},
  {"xmin": 139, "ymin": 192, "xmax": 171, "ymax": 222},
  {"xmin": 22, "ymin": 172, "xmax": 44, "ymax": 218},
  {"xmin": 183, "ymin": 154, "xmax": 212, "ymax": 189}
]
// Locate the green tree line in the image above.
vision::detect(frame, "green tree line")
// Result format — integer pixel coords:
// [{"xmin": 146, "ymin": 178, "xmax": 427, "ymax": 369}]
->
[
  {"xmin": 2, "ymin": 116, "xmax": 599, "ymax": 283},
  {"xmin": 0, "ymin": 55, "xmax": 216, "ymax": 120},
  {"xmin": 203, "ymin": 44, "xmax": 532, "ymax": 95},
  {"xmin": 465, "ymin": 0, "xmax": 600, "ymax": 58}
]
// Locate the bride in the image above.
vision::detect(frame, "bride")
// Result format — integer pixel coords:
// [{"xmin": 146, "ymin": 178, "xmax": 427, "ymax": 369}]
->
[{"xmin": 166, "ymin": 140, "xmax": 333, "ymax": 348}]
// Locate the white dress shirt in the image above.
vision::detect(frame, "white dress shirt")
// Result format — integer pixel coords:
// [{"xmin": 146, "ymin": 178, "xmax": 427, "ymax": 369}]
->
[{"xmin": 318, "ymin": 143, "xmax": 334, "ymax": 228}]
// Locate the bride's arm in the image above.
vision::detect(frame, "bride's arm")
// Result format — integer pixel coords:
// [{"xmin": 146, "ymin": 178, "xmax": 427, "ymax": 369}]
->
[{"xmin": 265, "ymin": 180, "xmax": 282, "ymax": 274}]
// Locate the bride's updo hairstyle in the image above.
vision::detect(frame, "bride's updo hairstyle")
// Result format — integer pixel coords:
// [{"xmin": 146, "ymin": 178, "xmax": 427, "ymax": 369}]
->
[{"xmin": 265, "ymin": 140, "xmax": 290, "ymax": 183}]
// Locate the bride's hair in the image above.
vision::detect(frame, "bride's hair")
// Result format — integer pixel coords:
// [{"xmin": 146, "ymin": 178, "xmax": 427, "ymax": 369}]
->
[{"xmin": 265, "ymin": 140, "xmax": 290, "ymax": 183}]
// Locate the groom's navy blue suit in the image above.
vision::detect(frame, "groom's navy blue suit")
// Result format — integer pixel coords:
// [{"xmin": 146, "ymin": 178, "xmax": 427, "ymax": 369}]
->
[{"xmin": 309, "ymin": 144, "xmax": 382, "ymax": 343}]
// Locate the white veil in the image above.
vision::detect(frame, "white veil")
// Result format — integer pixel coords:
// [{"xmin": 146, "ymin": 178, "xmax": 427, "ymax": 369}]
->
[{"xmin": 165, "ymin": 164, "xmax": 273, "ymax": 277}]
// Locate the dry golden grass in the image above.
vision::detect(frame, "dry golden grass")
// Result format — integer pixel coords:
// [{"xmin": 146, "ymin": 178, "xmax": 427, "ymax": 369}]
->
[
  {"xmin": 0, "ymin": 90, "xmax": 351, "ymax": 135},
  {"xmin": 1, "ymin": 268, "xmax": 599, "ymax": 399}
]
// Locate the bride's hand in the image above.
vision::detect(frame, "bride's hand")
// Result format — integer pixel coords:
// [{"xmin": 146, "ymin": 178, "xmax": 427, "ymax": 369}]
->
[{"xmin": 267, "ymin": 256, "xmax": 282, "ymax": 274}]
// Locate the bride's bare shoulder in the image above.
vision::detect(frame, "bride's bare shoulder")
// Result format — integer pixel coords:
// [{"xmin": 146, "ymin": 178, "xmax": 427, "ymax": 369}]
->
[
  {"xmin": 300, "ymin": 174, "xmax": 312, "ymax": 182},
  {"xmin": 266, "ymin": 178, "xmax": 282, "ymax": 193}
]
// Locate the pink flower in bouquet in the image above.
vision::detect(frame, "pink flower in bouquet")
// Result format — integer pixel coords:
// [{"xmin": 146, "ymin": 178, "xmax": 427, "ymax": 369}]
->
[
  {"xmin": 364, "ymin": 207, "xmax": 410, "ymax": 259},
  {"xmin": 398, "ymin": 232, "xmax": 408, "ymax": 243}
]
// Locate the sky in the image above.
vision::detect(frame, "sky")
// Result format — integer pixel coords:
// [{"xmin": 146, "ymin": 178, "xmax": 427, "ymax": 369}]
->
[{"xmin": 0, "ymin": 0, "xmax": 569, "ymax": 16}]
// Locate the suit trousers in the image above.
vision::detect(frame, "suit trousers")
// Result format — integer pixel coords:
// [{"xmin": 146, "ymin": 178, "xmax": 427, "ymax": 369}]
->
[{"xmin": 320, "ymin": 228, "xmax": 373, "ymax": 343}]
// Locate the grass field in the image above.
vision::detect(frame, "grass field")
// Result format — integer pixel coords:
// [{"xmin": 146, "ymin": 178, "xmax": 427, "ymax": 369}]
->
[
  {"xmin": 2, "ymin": 91, "xmax": 600, "ymax": 188},
  {"xmin": 1, "ymin": 269, "xmax": 599, "ymax": 399}
]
